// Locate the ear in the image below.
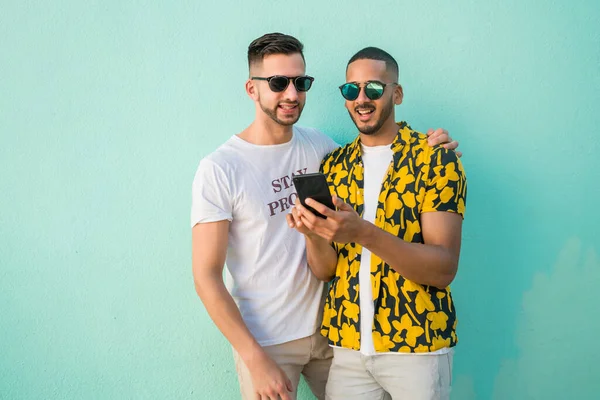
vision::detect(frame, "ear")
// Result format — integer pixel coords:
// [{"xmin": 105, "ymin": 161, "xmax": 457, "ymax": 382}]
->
[
  {"xmin": 394, "ymin": 84, "xmax": 403, "ymax": 105},
  {"xmin": 246, "ymin": 79, "xmax": 259, "ymax": 101}
]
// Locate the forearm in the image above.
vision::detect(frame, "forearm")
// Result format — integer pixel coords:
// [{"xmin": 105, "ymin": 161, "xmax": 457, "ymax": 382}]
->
[
  {"xmin": 194, "ymin": 274, "xmax": 265, "ymax": 364},
  {"xmin": 305, "ymin": 235, "xmax": 337, "ymax": 281},
  {"xmin": 358, "ymin": 222, "xmax": 458, "ymax": 288}
]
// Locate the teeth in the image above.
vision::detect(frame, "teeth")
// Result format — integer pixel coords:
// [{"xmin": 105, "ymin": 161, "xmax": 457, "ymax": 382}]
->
[{"xmin": 357, "ymin": 109, "xmax": 374, "ymax": 115}]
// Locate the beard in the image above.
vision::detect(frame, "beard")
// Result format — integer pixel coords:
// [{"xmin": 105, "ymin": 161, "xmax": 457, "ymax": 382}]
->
[
  {"xmin": 348, "ymin": 99, "xmax": 394, "ymax": 135},
  {"xmin": 259, "ymin": 99, "xmax": 304, "ymax": 126}
]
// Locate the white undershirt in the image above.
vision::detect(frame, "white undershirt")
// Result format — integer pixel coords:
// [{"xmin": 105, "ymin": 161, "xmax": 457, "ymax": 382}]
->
[
  {"xmin": 358, "ymin": 144, "xmax": 450, "ymax": 356},
  {"xmin": 359, "ymin": 143, "xmax": 394, "ymax": 355}
]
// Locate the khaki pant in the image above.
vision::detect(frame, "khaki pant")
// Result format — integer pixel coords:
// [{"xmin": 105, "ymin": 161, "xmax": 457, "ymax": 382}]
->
[
  {"xmin": 325, "ymin": 347, "xmax": 453, "ymax": 400},
  {"xmin": 233, "ymin": 330, "xmax": 333, "ymax": 400}
]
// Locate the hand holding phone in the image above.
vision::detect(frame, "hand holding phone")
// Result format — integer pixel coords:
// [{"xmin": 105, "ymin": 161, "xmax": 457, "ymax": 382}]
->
[{"xmin": 292, "ymin": 173, "xmax": 335, "ymax": 219}]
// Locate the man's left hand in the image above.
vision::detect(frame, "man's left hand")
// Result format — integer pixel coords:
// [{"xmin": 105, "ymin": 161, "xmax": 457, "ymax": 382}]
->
[{"xmin": 427, "ymin": 128, "xmax": 462, "ymax": 158}]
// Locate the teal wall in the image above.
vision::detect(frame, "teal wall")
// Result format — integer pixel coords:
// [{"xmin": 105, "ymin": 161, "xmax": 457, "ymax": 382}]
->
[{"xmin": 1, "ymin": 1, "xmax": 599, "ymax": 399}]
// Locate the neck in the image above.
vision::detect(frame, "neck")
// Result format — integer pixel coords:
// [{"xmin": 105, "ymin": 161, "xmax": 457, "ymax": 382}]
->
[
  {"xmin": 238, "ymin": 117, "xmax": 294, "ymax": 145},
  {"xmin": 359, "ymin": 116, "xmax": 399, "ymax": 147}
]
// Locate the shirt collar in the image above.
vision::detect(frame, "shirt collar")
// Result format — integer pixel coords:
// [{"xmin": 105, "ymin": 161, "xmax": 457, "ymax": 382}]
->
[{"xmin": 346, "ymin": 121, "xmax": 412, "ymax": 163}]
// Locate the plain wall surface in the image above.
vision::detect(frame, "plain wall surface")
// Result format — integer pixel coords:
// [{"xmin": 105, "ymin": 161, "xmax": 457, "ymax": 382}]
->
[{"xmin": 1, "ymin": 1, "xmax": 599, "ymax": 399}]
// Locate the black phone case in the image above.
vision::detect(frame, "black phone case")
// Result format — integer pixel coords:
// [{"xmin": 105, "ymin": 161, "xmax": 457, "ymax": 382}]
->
[{"xmin": 292, "ymin": 173, "xmax": 335, "ymax": 219}]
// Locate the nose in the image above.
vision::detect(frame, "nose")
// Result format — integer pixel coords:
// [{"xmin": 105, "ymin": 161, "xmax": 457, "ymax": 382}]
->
[
  {"xmin": 282, "ymin": 80, "xmax": 299, "ymax": 102},
  {"xmin": 355, "ymin": 85, "xmax": 369, "ymax": 103}
]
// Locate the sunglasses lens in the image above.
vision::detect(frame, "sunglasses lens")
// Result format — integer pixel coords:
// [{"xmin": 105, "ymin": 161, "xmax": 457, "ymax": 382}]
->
[
  {"xmin": 340, "ymin": 83, "xmax": 359, "ymax": 100},
  {"xmin": 365, "ymin": 82, "xmax": 384, "ymax": 100},
  {"xmin": 269, "ymin": 77, "xmax": 290, "ymax": 92},
  {"xmin": 295, "ymin": 77, "xmax": 313, "ymax": 92}
]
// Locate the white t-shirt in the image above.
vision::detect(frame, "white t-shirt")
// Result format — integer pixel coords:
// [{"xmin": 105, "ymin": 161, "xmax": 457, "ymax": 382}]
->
[
  {"xmin": 359, "ymin": 144, "xmax": 449, "ymax": 356},
  {"xmin": 359, "ymin": 144, "xmax": 394, "ymax": 355},
  {"xmin": 191, "ymin": 126, "xmax": 338, "ymax": 346}
]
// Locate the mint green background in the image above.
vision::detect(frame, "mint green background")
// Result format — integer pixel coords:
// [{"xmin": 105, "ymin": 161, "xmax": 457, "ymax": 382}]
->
[{"xmin": 1, "ymin": 1, "xmax": 599, "ymax": 399}]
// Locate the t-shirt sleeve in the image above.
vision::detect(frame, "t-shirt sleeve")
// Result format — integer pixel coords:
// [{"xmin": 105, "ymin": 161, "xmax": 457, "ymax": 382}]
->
[
  {"xmin": 309, "ymin": 127, "xmax": 339, "ymax": 156},
  {"xmin": 421, "ymin": 147, "xmax": 467, "ymax": 217},
  {"xmin": 323, "ymin": 133, "xmax": 340, "ymax": 154},
  {"xmin": 190, "ymin": 158, "xmax": 233, "ymax": 227}
]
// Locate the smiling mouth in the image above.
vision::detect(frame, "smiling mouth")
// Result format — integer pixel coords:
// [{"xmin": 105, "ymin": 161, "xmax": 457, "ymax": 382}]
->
[
  {"xmin": 279, "ymin": 103, "xmax": 298, "ymax": 111},
  {"xmin": 354, "ymin": 106, "xmax": 375, "ymax": 122},
  {"xmin": 355, "ymin": 107, "xmax": 375, "ymax": 117}
]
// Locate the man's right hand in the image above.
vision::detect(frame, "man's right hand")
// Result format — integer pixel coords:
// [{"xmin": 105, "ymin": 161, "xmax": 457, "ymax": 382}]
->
[
  {"xmin": 246, "ymin": 351, "xmax": 293, "ymax": 400},
  {"xmin": 286, "ymin": 198, "xmax": 338, "ymax": 282},
  {"xmin": 287, "ymin": 199, "xmax": 323, "ymax": 240}
]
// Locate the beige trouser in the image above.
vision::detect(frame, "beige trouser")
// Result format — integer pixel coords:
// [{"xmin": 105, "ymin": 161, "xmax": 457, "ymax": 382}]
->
[
  {"xmin": 325, "ymin": 347, "xmax": 453, "ymax": 400},
  {"xmin": 233, "ymin": 330, "xmax": 333, "ymax": 400}
]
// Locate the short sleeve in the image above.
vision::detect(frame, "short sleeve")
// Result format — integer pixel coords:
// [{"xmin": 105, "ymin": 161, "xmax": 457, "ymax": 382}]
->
[
  {"xmin": 322, "ymin": 133, "xmax": 340, "ymax": 154},
  {"xmin": 190, "ymin": 158, "xmax": 233, "ymax": 227},
  {"xmin": 299, "ymin": 126, "xmax": 339, "ymax": 158},
  {"xmin": 421, "ymin": 147, "xmax": 467, "ymax": 217}
]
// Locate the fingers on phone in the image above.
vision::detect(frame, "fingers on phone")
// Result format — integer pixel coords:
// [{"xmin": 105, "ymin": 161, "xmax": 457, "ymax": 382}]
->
[{"xmin": 306, "ymin": 198, "xmax": 332, "ymax": 217}]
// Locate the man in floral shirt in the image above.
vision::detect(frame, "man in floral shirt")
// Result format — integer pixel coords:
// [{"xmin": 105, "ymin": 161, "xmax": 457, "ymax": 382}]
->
[{"xmin": 288, "ymin": 47, "xmax": 467, "ymax": 399}]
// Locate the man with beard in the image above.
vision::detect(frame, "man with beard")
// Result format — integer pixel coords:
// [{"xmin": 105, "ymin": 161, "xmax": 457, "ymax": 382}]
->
[
  {"xmin": 288, "ymin": 47, "xmax": 467, "ymax": 400},
  {"xmin": 192, "ymin": 35, "xmax": 460, "ymax": 400}
]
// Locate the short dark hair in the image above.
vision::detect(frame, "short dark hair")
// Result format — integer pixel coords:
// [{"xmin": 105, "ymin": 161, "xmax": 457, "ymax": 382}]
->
[
  {"xmin": 247, "ymin": 33, "xmax": 305, "ymax": 69},
  {"xmin": 347, "ymin": 47, "xmax": 399, "ymax": 81}
]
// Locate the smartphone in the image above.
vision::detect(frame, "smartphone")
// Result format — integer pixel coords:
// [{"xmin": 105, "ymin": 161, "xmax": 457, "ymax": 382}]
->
[{"xmin": 292, "ymin": 173, "xmax": 335, "ymax": 219}]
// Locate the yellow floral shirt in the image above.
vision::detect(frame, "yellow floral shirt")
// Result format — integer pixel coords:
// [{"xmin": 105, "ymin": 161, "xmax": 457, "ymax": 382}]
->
[{"xmin": 320, "ymin": 121, "xmax": 467, "ymax": 353}]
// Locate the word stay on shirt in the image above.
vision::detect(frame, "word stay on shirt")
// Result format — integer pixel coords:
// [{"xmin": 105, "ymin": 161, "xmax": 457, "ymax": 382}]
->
[{"xmin": 267, "ymin": 167, "xmax": 307, "ymax": 217}]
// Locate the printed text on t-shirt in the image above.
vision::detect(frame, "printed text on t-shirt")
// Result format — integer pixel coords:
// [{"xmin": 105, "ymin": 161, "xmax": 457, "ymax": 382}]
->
[{"xmin": 268, "ymin": 168, "xmax": 307, "ymax": 216}]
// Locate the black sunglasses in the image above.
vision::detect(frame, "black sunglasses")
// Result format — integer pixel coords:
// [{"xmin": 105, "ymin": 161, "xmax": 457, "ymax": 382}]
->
[
  {"xmin": 251, "ymin": 75, "xmax": 314, "ymax": 93},
  {"xmin": 339, "ymin": 81, "xmax": 397, "ymax": 101}
]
